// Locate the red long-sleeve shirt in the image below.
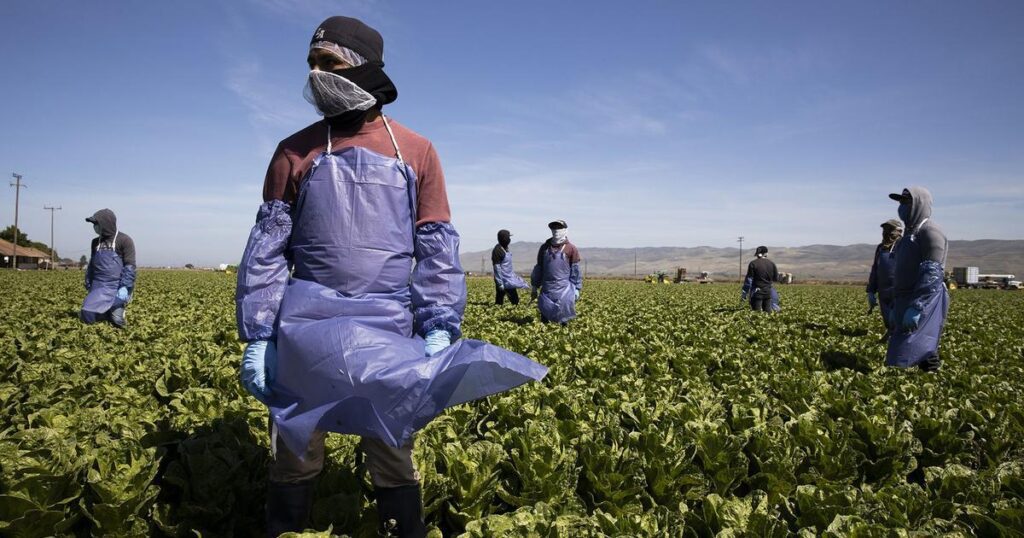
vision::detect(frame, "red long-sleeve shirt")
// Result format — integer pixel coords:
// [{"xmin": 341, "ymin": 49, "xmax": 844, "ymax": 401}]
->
[{"xmin": 262, "ymin": 116, "xmax": 451, "ymax": 226}]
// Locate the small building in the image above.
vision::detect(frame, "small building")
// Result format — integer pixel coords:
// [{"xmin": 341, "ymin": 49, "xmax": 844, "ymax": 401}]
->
[{"xmin": 0, "ymin": 238, "xmax": 53, "ymax": 269}]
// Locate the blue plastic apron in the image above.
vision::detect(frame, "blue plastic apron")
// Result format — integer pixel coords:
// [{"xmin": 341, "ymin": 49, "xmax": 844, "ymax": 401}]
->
[
  {"xmin": 81, "ymin": 233, "xmax": 123, "ymax": 323},
  {"xmin": 885, "ymin": 234, "xmax": 949, "ymax": 368},
  {"xmin": 537, "ymin": 245, "xmax": 576, "ymax": 323},
  {"xmin": 875, "ymin": 247, "xmax": 897, "ymax": 325},
  {"xmin": 268, "ymin": 118, "xmax": 547, "ymax": 453},
  {"xmin": 494, "ymin": 247, "xmax": 528, "ymax": 290}
]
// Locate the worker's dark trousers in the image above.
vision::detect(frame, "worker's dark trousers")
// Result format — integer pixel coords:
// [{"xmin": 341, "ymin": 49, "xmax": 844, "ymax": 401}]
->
[
  {"xmin": 495, "ymin": 284, "xmax": 520, "ymax": 305},
  {"xmin": 750, "ymin": 289, "xmax": 772, "ymax": 312}
]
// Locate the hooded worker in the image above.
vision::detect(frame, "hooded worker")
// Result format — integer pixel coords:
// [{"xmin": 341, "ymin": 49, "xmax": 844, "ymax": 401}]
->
[
  {"xmin": 234, "ymin": 16, "xmax": 547, "ymax": 537},
  {"xmin": 81, "ymin": 209, "xmax": 136, "ymax": 327},
  {"xmin": 886, "ymin": 187, "xmax": 949, "ymax": 371},
  {"xmin": 741, "ymin": 246, "xmax": 779, "ymax": 312},
  {"xmin": 530, "ymin": 220, "xmax": 583, "ymax": 324},
  {"xmin": 867, "ymin": 218, "xmax": 904, "ymax": 337},
  {"xmin": 492, "ymin": 229, "xmax": 528, "ymax": 305}
]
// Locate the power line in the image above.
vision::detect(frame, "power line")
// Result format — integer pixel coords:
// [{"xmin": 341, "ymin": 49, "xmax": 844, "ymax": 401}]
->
[
  {"xmin": 9, "ymin": 173, "xmax": 28, "ymax": 269},
  {"xmin": 737, "ymin": 236, "xmax": 744, "ymax": 280},
  {"xmin": 44, "ymin": 205, "xmax": 62, "ymax": 268}
]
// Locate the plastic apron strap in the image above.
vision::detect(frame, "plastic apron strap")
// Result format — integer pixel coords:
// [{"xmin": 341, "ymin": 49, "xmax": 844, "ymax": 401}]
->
[
  {"xmin": 100, "ymin": 231, "xmax": 119, "ymax": 251},
  {"xmin": 382, "ymin": 115, "xmax": 417, "ymax": 230}
]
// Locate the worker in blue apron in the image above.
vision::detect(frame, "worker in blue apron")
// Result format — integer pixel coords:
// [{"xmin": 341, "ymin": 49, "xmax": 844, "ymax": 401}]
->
[
  {"xmin": 531, "ymin": 220, "xmax": 583, "ymax": 324},
  {"xmin": 492, "ymin": 229, "xmax": 529, "ymax": 305},
  {"xmin": 867, "ymin": 218, "xmax": 903, "ymax": 339},
  {"xmin": 886, "ymin": 187, "xmax": 949, "ymax": 371},
  {"xmin": 235, "ymin": 16, "xmax": 547, "ymax": 537},
  {"xmin": 81, "ymin": 209, "xmax": 136, "ymax": 327}
]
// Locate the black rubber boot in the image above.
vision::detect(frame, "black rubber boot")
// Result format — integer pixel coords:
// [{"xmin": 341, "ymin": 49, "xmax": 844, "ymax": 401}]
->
[
  {"xmin": 375, "ymin": 484, "xmax": 427, "ymax": 538},
  {"xmin": 266, "ymin": 479, "xmax": 316, "ymax": 538},
  {"xmin": 918, "ymin": 354, "xmax": 942, "ymax": 373}
]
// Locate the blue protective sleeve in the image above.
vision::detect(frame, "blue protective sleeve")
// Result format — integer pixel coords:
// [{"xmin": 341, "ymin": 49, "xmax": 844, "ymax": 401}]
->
[
  {"xmin": 910, "ymin": 260, "xmax": 945, "ymax": 312},
  {"xmin": 236, "ymin": 200, "xmax": 292, "ymax": 341},
  {"xmin": 118, "ymin": 265, "xmax": 137, "ymax": 290},
  {"xmin": 570, "ymin": 262, "xmax": 582, "ymax": 291},
  {"xmin": 85, "ymin": 262, "xmax": 93, "ymax": 291},
  {"xmin": 741, "ymin": 276, "xmax": 753, "ymax": 296},
  {"xmin": 412, "ymin": 222, "xmax": 467, "ymax": 339}
]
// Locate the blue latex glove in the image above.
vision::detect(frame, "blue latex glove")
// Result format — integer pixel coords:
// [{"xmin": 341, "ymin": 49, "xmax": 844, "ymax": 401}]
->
[
  {"xmin": 117, "ymin": 287, "xmax": 130, "ymax": 302},
  {"xmin": 740, "ymin": 292, "xmax": 747, "ymax": 302},
  {"xmin": 424, "ymin": 329, "xmax": 451, "ymax": 357},
  {"xmin": 240, "ymin": 340, "xmax": 277, "ymax": 403},
  {"xmin": 866, "ymin": 292, "xmax": 877, "ymax": 307},
  {"xmin": 497, "ymin": 282, "xmax": 504, "ymax": 291},
  {"xmin": 902, "ymin": 307, "xmax": 922, "ymax": 331},
  {"xmin": 574, "ymin": 289, "xmax": 580, "ymax": 301}
]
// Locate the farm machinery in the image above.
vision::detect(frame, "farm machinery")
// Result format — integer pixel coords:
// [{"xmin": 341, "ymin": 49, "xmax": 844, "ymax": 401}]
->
[{"xmin": 949, "ymin": 266, "xmax": 1022, "ymax": 290}]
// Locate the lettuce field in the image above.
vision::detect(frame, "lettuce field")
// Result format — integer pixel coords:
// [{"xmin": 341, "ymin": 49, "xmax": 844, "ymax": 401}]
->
[{"xmin": 2, "ymin": 270, "xmax": 1023, "ymax": 537}]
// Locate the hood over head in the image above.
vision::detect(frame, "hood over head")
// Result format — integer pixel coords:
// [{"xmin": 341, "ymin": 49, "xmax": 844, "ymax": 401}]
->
[
  {"xmin": 85, "ymin": 209, "xmax": 117, "ymax": 239},
  {"xmin": 890, "ymin": 186, "xmax": 933, "ymax": 231},
  {"xmin": 497, "ymin": 229, "xmax": 512, "ymax": 248}
]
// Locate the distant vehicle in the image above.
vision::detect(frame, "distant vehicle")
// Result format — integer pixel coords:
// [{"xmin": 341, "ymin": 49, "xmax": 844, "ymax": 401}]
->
[
  {"xmin": 645, "ymin": 271, "xmax": 671, "ymax": 284},
  {"xmin": 951, "ymin": 266, "xmax": 1020, "ymax": 290},
  {"xmin": 673, "ymin": 268, "xmax": 713, "ymax": 284}
]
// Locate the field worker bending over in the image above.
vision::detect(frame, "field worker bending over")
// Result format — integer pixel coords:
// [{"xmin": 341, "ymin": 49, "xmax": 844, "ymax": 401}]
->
[
  {"xmin": 80, "ymin": 209, "xmax": 136, "ymax": 328},
  {"xmin": 741, "ymin": 246, "xmax": 779, "ymax": 312},
  {"xmin": 531, "ymin": 220, "xmax": 583, "ymax": 324},
  {"xmin": 886, "ymin": 187, "xmax": 948, "ymax": 372},
  {"xmin": 234, "ymin": 16, "xmax": 546, "ymax": 537},
  {"xmin": 867, "ymin": 218, "xmax": 904, "ymax": 339}
]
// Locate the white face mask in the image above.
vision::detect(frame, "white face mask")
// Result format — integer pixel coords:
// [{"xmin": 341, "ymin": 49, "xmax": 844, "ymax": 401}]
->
[
  {"xmin": 551, "ymin": 229, "xmax": 568, "ymax": 245},
  {"xmin": 303, "ymin": 70, "xmax": 376, "ymax": 116}
]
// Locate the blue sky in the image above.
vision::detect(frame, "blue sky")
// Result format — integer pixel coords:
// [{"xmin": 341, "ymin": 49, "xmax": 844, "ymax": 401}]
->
[{"xmin": 1, "ymin": 1, "xmax": 1022, "ymax": 266}]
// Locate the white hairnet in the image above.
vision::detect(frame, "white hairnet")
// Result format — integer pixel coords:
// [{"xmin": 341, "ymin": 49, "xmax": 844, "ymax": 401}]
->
[{"xmin": 310, "ymin": 41, "xmax": 366, "ymax": 68}]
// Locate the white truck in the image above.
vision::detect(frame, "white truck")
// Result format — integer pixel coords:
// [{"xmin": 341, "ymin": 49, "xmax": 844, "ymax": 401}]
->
[{"xmin": 952, "ymin": 266, "xmax": 1021, "ymax": 290}]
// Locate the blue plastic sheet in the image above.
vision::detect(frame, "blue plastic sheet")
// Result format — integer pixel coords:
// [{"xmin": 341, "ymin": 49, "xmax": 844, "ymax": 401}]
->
[
  {"xmin": 269, "ymin": 277, "xmax": 547, "ymax": 452},
  {"xmin": 239, "ymin": 143, "xmax": 547, "ymax": 452},
  {"xmin": 81, "ymin": 248, "xmax": 123, "ymax": 324},
  {"xmin": 536, "ymin": 246, "xmax": 577, "ymax": 323},
  {"xmin": 887, "ymin": 260, "xmax": 949, "ymax": 368},
  {"xmin": 494, "ymin": 249, "xmax": 528, "ymax": 290}
]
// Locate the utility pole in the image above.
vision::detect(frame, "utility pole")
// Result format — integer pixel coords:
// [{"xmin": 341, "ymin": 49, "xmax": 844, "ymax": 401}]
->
[
  {"xmin": 44, "ymin": 205, "xmax": 62, "ymax": 269},
  {"xmin": 737, "ymin": 236, "xmax": 744, "ymax": 280},
  {"xmin": 634, "ymin": 248, "xmax": 637, "ymax": 277},
  {"xmin": 481, "ymin": 257, "xmax": 485, "ymax": 275},
  {"xmin": 10, "ymin": 173, "xmax": 27, "ymax": 269}
]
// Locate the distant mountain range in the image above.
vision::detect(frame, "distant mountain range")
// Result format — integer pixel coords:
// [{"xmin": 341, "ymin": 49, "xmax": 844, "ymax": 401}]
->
[{"xmin": 461, "ymin": 240, "xmax": 1024, "ymax": 282}]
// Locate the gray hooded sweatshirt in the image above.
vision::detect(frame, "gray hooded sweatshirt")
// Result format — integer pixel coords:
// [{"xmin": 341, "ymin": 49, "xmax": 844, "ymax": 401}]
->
[
  {"xmin": 893, "ymin": 186, "xmax": 947, "ymax": 295},
  {"xmin": 87, "ymin": 209, "xmax": 136, "ymax": 267}
]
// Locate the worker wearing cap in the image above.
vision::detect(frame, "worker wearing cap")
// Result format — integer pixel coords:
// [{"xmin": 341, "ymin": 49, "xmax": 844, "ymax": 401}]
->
[
  {"xmin": 81, "ymin": 209, "xmax": 136, "ymax": 327},
  {"xmin": 741, "ymin": 246, "xmax": 779, "ymax": 312},
  {"xmin": 234, "ymin": 15, "xmax": 546, "ymax": 537},
  {"xmin": 867, "ymin": 218, "xmax": 904, "ymax": 339},
  {"xmin": 492, "ymin": 229, "xmax": 528, "ymax": 305},
  {"xmin": 530, "ymin": 220, "xmax": 582, "ymax": 324},
  {"xmin": 886, "ymin": 187, "xmax": 949, "ymax": 371}
]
